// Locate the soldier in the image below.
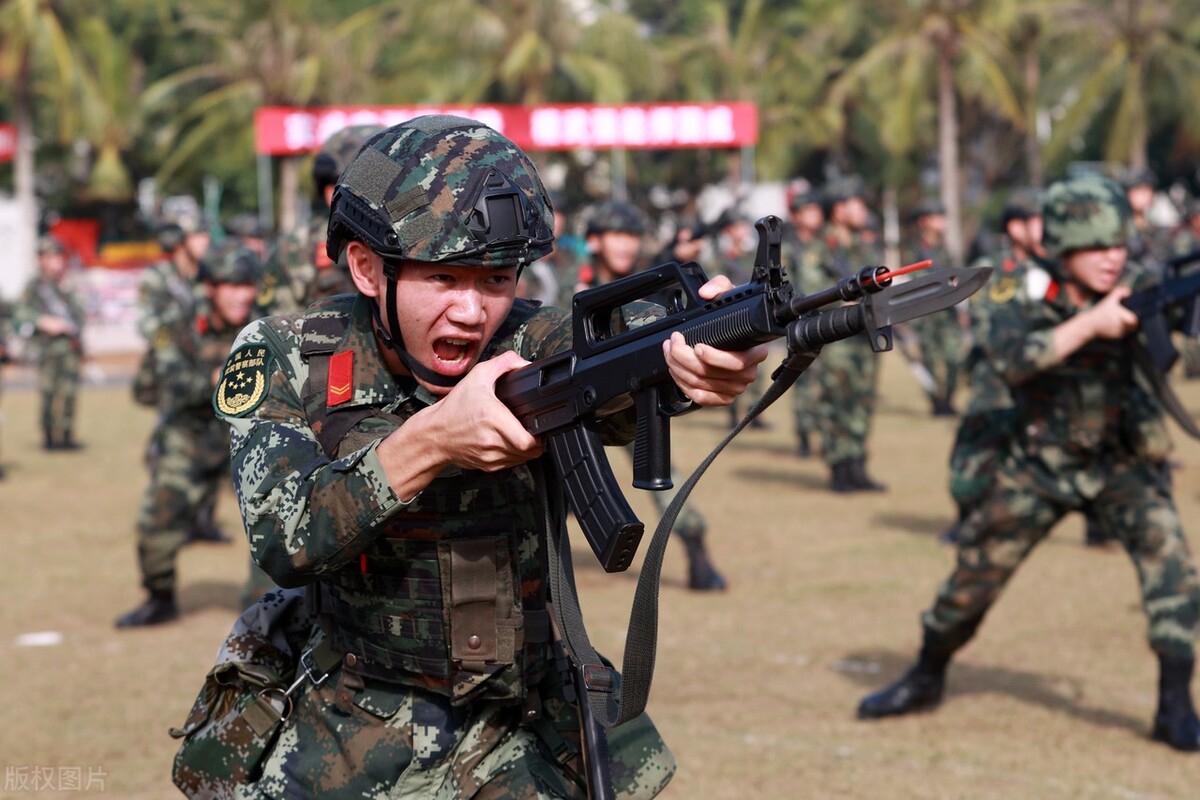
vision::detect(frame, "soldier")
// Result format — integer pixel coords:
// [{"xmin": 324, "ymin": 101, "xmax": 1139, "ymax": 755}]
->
[
  {"xmin": 115, "ymin": 243, "xmax": 262, "ymax": 628},
  {"xmin": 14, "ymin": 236, "xmax": 87, "ymax": 451},
  {"xmin": 0, "ymin": 297, "xmax": 11, "ymax": 478},
  {"xmin": 136, "ymin": 219, "xmax": 228, "ymax": 544},
  {"xmin": 255, "ymin": 124, "xmax": 384, "ymax": 317},
  {"xmin": 903, "ymin": 199, "xmax": 966, "ymax": 416},
  {"xmin": 1170, "ymin": 199, "xmax": 1200, "ymax": 379},
  {"xmin": 784, "ymin": 188, "xmax": 831, "ymax": 457},
  {"xmin": 815, "ymin": 177, "xmax": 887, "ymax": 492},
  {"xmin": 212, "ymin": 115, "xmax": 763, "ymax": 796},
  {"xmin": 939, "ymin": 189, "xmax": 1044, "ymax": 544},
  {"xmin": 857, "ymin": 175, "xmax": 1200, "ymax": 753},
  {"xmin": 1123, "ymin": 166, "xmax": 1173, "ymax": 272},
  {"xmin": 580, "ymin": 200, "xmax": 730, "ymax": 591}
]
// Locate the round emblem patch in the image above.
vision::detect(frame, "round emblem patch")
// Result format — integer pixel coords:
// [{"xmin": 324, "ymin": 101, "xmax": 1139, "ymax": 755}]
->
[
  {"xmin": 987, "ymin": 276, "xmax": 1018, "ymax": 304},
  {"xmin": 214, "ymin": 345, "xmax": 270, "ymax": 416}
]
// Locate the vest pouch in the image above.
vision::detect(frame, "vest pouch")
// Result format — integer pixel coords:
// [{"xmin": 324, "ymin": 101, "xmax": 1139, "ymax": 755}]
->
[{"xmin": 170, "ymin": 661, "xmax": 289, "ymax": 799}]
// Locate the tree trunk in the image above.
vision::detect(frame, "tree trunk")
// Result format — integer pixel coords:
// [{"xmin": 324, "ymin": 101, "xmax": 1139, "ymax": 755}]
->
[
  {"xmin": 937, "ymin": 49, "xmax": 964, "ymax": 265},
  {"xmin": 1023, "ymin": 46, "xmax": 1043, "ymax": 188},
  {"xmin": 12, "ymin": 55, "xmax": 38, "ymax": 296}
]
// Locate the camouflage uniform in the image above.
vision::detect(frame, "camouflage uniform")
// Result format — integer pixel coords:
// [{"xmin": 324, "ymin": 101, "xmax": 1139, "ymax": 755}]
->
[
  {"xmin": 207, "ymin": 117, "xmax": 675, "ymax": 798},
  {"xmin": 814, "ymin": 200, "xmax": 885, "ymax": 490},
  {"xmin": 118, "ymin": 246, "xmax": 264, "ymax": 628},
  {"xmin": 903, "ymin": 235, "xmax": 962, "ymax": 415},
  {"xmin": 782, "ymin": 221, "xmax": 831, "ymax": 454},
  {"xmin": 13, "ymin": 239, "xmax": 87, "ymax": 449},
  {"xmin": 859, "ymin": 175, "xmax": 1200, "ymax": 752},
  {"xmin": 1170, "ymin": 209, "xmax": 1200, "ymax": 378},
  {"xmin": 217, "ymin": 294, "xmax": 673, "ymax": 799}
]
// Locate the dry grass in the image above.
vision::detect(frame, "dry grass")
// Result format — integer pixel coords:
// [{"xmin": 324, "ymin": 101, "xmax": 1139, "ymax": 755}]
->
[{"xmin": 3, "ymin": 353, "xmax": 1200, "ymax": 799}]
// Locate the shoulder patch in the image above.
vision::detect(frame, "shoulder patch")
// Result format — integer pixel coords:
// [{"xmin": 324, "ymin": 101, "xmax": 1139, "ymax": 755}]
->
[{"xmin": 214, "ymin": 344, "xmax": 271, "ymax": 417}]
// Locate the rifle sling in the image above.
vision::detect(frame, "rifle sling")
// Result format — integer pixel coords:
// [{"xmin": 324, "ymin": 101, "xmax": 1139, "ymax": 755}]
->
[
  {"xmin": 1131, "ymin": 338, "xmax": 1200, "ymax": 441},
  {"xmin": 546, "ymin": 349, "xmax": 818, "ymax": 729}
]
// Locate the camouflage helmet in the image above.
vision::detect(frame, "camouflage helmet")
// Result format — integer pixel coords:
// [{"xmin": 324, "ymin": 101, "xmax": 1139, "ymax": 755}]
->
[
  {"xmin": 585, "ymin": 201, "xmax": 646, "ymax": 237},
  {"xmin": 822, "ymin": 175, "xmax": 866, "ymax": 207},
  {"xmin": 1041, "ymin": 174, "xmax": 1131, "ymax": 259},
  {"xmin": 911, "ymin": 197, "xmax": 946, "ymax": 221},
  {"xmin": 1121, "ymin": 166, "xmax": 1157, "ymax": 191},
  {"xmin": 788, "ymin": 188, "xmax": 822, "ymax": 212},
  {"xmin": 1000, "ymin": 188, "xmax": 1044, "ymax": 230},
  {"xmin": 312, "ymin": 124, "xmax": 386, "ymax": 193},
  {"xmin": 326, "ymin": 115, "xmax": 554, "ymax": 269},
  {"xmin": 37, "ymin": 235, "xmax": 65, "ymax": 256},
  {"xmin": 156, "ymin": 222, "xmax": 186, "ymax": 252},
  {"xmin": 224, "ymin": 212, "xmax": 267, "ymax": 240},
  {"xmin": 199, "ymin": 242, "xmax": 263, "ymax": 285}
]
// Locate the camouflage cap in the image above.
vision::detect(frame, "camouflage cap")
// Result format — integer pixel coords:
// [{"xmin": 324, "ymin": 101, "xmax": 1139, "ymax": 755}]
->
[
  {"xmin": 1121, "ymin": 165, "xmax": 1157, "ymax": 190},
  {"xmin": 156, "ymin": 222, "xmax": 185, "ymax": 252},
  {"xmin": 326, "ymin": 115, "xmax": 554, "ymax": 269},
  {"xmin": 37, "ymin": 235, "xmax": 65, "ymax": 255},
  {"xmin": 585, "ymin": 201, "xmax": 646, "ymax": 236},
  {"xmin": 199, "ymin": 242, "xmax": 263, "ymax": 285},
  {"xmin": 1042, "ymin": 174, "xmax": 1131, "ymax": 258},
  {"xmin": 223, "ymin": 212, "xmax": 267, "ymax": 240},
  {"xmin": 911, "ymin": 197, "xmax": 946, "ymax": 221},
  {"xmin": 1000, "ymin": 188, "xmax": 1044, "ymax": 229},
  {"xmin": 822, "ymin": 175, "xmax": 866, "ymax": 206},
  {"xmin": 788, "ymin": 188, "xmax": 822, "ymax": 212},
  {"xmin": 312, "ymin": 124, "xmax": 386, "ymax": 190}
]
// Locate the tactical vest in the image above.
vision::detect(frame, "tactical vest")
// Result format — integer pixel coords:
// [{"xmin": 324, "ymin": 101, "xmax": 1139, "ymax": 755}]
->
[{"xmin": 298, "ymin": 297, "xmax": 552, "ymax": 706}]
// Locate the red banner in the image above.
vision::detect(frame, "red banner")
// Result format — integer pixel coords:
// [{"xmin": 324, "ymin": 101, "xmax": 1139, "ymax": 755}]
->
[
  {"xmin": 0, "ymin": 123, "xmax": 15, "ymax": 162},
  {"xmin": 254, "ymin": 102, "xmax": 758, "ymax": 156}
]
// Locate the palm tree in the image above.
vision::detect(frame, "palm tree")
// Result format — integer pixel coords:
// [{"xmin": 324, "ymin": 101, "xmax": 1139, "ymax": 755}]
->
[
  {"xmin": 1041, "ymin": 0, "xmax": 1200, "ymax": 173},
  {"xmin": 143, "ymin": 0, "xmax": 397, "ymax": 231},
  {"xmin": 819, "ymin": 0, "xmax": 1023, "ymax": 264},
  {"xmin": 0, "ymin": 0, "xmax": 79, "ymax": 288}
]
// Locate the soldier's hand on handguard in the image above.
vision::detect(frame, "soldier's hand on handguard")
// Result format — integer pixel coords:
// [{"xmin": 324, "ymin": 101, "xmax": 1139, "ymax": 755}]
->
[
  {"xmin": 1087, "ymin": 285, "xmax": 1139, "ymax": 340},
  {"xmin": 662, "ymin": 276, "xmax": 769, "ymax": 406}
]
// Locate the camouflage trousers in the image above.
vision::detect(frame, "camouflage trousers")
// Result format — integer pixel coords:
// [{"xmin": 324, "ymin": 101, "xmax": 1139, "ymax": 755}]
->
[
  {"xmin": 910, "ymin": 307, "xmax": 963, "ymax": 407},
  {"xmin": 135, "ymin": 416, "xmax": 230, "ymax": 593},
  {"xmin": 923, "ymin": 454, "xmax": 1200, "ymax": 660},
  {"xmin": 239, "ymin": 656, "xmax": 675, "ymax": 799},
  {"xmin": 791, "ymin": 362, "xmax": 822, "ymax": 439},
  {"xmin": 38, "ymin": 337, "xmax": 81, "ymax": 443},
  {"xmin": 814, "ymin": 333, "xmax": 878, "ymax": 465},
  {"xmin": 622, "ymin": 443, "xmax": 705, "ymax": 544},
  {"xmin": 947, "ymin": 408, "xmax": 1017, "ymax": 512}
]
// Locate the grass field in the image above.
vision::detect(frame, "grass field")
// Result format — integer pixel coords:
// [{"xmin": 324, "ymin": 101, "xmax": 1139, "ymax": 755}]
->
[{"xmin": 3, "ymin": 353, "xmax": 1200, "ymax": 799}]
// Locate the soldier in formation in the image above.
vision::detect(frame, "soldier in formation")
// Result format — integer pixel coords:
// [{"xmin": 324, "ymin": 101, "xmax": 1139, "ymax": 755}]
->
[
  {"xmin": 212, "ymin": 115, "xmax": 763, "ymax": 796},
  {"xmin": 857, "ymin": 174, "xmax": 1200, "ymax": 753},
  {"xmin": 116, "ymin": 243, "xmax": 262, "ymax": 628},
  {"xmin": 13, "ymin": 236, "xmax": 87, "ymax": 451}
]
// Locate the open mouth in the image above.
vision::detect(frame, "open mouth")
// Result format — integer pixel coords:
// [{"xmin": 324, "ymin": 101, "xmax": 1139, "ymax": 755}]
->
[{"xmin": 432, "ymin": 337, "xmax": 474, "ymax": 368}]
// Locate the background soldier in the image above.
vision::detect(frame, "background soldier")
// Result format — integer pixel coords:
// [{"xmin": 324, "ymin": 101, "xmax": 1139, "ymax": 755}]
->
[
  {"xmin": 116, "ymin": 244, "xmax": 262, "ymax": 628},
  {"xmin": 211, "ymin": 116, "xmax": 762, "ymax": 796},
  {"xmin": 783, "ymin": 188, "xmax": 831, "ymax": 458},
  {"xmin": 255, "ymin": 123, "xmax": 384, "ymax": 317},
  {"xmin": 1123, "ymin": 166, "xmax": 1173, "ymax": 272},
  {"xmin": 13, "ymin": 236, "xmax": 87, "ymax": 451},
  {"xmin": 815, "ymin": 177, "xmax": 887, "ymax": 492},
  {"xmin": 0, "ymin": 298, "xmax": 11, "ymax": 478},
  {"xmin": 1170, "ymin": 198, "xmax": 1200, "ymax": 379},
  {"xmin": 903, "ymin": 199, "xmax": 965, "ymax": 416},
  {"xmin": 581, "ymin": 200, "xmax": 728, "ymax": 591},
  {"xmin": 857, "ymin": 175, "xmax": 1200, "ymax": 753}
]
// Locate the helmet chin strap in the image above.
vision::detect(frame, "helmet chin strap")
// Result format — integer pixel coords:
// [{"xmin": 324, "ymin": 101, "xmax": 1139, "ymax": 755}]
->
[{"xmin": 371, "ymin": 272, "xmax": 463, "ymax": 390}]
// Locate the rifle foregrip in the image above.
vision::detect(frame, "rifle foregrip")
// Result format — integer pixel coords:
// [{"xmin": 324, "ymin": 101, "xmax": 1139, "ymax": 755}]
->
[
  {"xmin": 788, "ymin": 305, "xmax": 866, "ymax": 351},
  {"xmin": 547, "ymin": 427, "xmax": 646, "ymax": 573}
]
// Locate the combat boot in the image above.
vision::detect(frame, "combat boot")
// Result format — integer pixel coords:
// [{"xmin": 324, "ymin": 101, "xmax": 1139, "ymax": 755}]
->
[
  {"xmin": 848, "ymin": 459, "xmax": 887, "ymax": 492},
  {"xmin": 1152, "ymin": 654, "xmax": 1200, "ymax": 751},
  {"xmin": 683, "ymin": 535, "xmax": 727, "ymax": 591},
  {"xmin": 830, "ymin": 461, "xmax": 857, "ymax": 493},
  {"xmin": 43, "ymin": 428, "xmax": 56, "ymax": 451},
  {"xmin": 115, "ymin": 590, "xmax": 180, "ymax": 629},
  {"xmin": 858, "ymin": 648, "xmax": 949, "ymax": 719}
]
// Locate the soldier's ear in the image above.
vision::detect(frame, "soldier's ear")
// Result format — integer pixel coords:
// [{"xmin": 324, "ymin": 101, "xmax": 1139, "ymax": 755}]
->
[{"xmin": 346, "ymin": 241, "xmax": 382, "ymax": 298}]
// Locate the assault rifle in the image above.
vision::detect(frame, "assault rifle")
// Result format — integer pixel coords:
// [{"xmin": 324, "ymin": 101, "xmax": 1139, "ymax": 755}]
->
[
  {"xmin": 1122, "ymin": 249, "xmax": 1200, "ymax": 373},
  {"xmin": 495, "ymin": 215, "xmax": 990, "ymax": 572}
]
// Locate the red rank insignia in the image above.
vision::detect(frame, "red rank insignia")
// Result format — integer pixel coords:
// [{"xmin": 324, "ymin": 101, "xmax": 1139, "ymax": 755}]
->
[{"xmin": 328, "ymin": 351, "xmax": 353, "ymax": 406}]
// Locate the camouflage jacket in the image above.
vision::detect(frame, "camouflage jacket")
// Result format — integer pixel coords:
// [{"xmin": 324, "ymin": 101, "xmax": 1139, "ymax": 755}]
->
[
  {"xmin": 255, "ymin": 216, "xmax": 341, "ymax": 317},
  {"xmin": 13, "ymin": 274, "xmax": 86, "ymax": 346},
  {"xmin": 155, "ymin": 311, "xmax": 243, "ymax": 423},
  {"xmin": 137, "ymin": 258, "xmax": 202, "ymax": 343},
  {"xmin": 983, "ymin": 262, "xmax": 1171, "ymax": 484},
  {"xmin": 216, "ymin": 293, "xmax": 636, "ymax": 701},
  {"xmin": 781, "ymin": 227, "xmax": 834, "ymax": 297}
]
